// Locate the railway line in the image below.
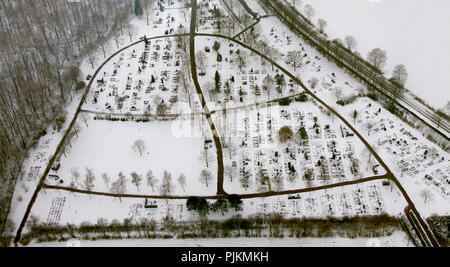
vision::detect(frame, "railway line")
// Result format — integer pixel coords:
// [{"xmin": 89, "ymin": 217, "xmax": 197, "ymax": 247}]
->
[{"xmin": 259, "ymin": 0, "xmax": 450, "ymax": 140}]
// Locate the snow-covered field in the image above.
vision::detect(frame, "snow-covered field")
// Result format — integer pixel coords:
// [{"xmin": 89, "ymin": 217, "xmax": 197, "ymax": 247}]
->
[
  {"xmin": 296, "ymin": 0, "xmax": 450, "ymax": 109},
  {"xmin": 48, "ymin": 118, "xmax": 217, "ymax": 196}
]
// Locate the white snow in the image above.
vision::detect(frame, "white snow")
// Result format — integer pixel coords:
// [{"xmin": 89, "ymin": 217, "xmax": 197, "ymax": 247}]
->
[
  {"xmin": 296, "ymin": 0, "xmax": 450, "ymax": 109},
  {"xmin": 50, "ymin": 118, "xmax": 217, "ymax": 196}
]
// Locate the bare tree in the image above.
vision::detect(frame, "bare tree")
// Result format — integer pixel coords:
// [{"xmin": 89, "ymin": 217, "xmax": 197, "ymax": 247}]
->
[
  {"xmin": 179, "ymin": 71, "xmax": 194, "ymax": 107},
  {"xmin": 83, "ymin": 168, "xmax": 96, "ymax": 194},
  {"xmin": 286, "ymin": 51, "xmax": 303, "ymax": 72},
  {"xmin": 304, "ymin": 4, "xmax": 315, "ymax": 20},
  {"xmin": 160, "ymin": 170, "xmax": 174, "ymax": 196},
  {"xmin": 86, "ymin": 42, "xmax": 98, "ymax": 69},
  {"xmin": 278, "ymin": 126, "xmax": 294, "ymax": 143},
  {"xmin": 334, "ymin": 87, "xmax": 343, "ymax": 101},
  {"xmin": 141, "ymin": 0, "xmax": 154, "ymax": 25},
  {"xmin": 176, "ymin": 26, "xmax": 189, "ymax": 53},
  {"xmin": 199, "ymin": 147, "xmax": 212, "ymax": 168},
  {"xmin": 113, "ymin": 31, "xmax": 122, "ymax": 49},
  {"xmin": 365, "ymin": 121, "xmax": 374, "ymax": 136},
  {"xmin": 178, "ymin": 173, "xmax": 187, "ymax": 192},
  {"xmin": 80, "ymin": 112, "xmax": 90, "ymax": 127},
  {"xmin": 263, "ymin": 75, "xmax": 275, "ymax": 100},
  {"xmin": 223, "ymin": 18, "xmax": 237, "ymax": 37},
  {"xmin": 146, "ymin": 170, "xmax": 158, "ymax": 192},
  {"xmin": 224, "ymin": 165, "xmax": 237, "ymax": 182},
  {"xmin": 97, "ymin": 36, "xmax": 109, "ymax": 58},
  {"xmin": 420, "ymin": 189, "xmax": 433, "ymax": 203},
  {"xmin": 72, "ymin": 123, "xmax": 82, "ymax": 138},
  {"xmin": 125, "ymin": 24, "xmax": 137, "ymax": 42},
  {"xmin": 292, "ymin": 0, "xmax": 303, "ymax": 8},
  {"xmin": 0, "ymin": 0, "xmax": 133, "ymax": 193},
  {"xmin": 195, "ymin": 50, "xmax": 207, "ymax": 73},
  {"xmin": 101, "ymin": 173, "xmax": 111, "ymax": 189},
  {"xmin": 317, "ymin": 19, "xmax": 327, "ymax": 34},
  {"xmin": 132, "ymin": 139, "xmax": 147, "ymax": 156},
  {"xmin": 367, "ymin": 48, "xmax": 387, "ymax": 70},
  {"xmin": 391, "ymin": 64, "xmax": 408, "ymax": 86},
  {"xmin": 233, "ymin": 49, "xmax": 249, "ymax": 72},
  {"xmin": 310, "ymin": 77, "xmax": 319, "ymax": 89},
  {"xmin": 156, "ymin": 101, "xmax": 169, "ymax": 116},
  {"xmin": 199, "ymin": 169, "xmax": 213, "ymax": 187},
  {"xmin": 273, "ymin": 171, "xmax": 284, "ymax": 191},
  {"xmin": 224, "ymin": 141, "xmax": 237, "ymax": 160},
  {"xmin": 205, "ymin": 81, "xmax": 217, "ymax": 102},
  {"xmin": 110, "ymin": 172, "xmax": 127, "ymax": 201},
  {"xmin": 240, "ymin": 170, "xmax": 252, "ymax": 190},
  {"xmin": 256, "ymin": 169, "xmax": 271, "ymax": 192},
  {"xmin": 131, "ymin": 171, "xmax": 143, "ymax": 191},
  {"xmin": 344, "ymin": 35, "xmax": 358, "ymax": 51}
]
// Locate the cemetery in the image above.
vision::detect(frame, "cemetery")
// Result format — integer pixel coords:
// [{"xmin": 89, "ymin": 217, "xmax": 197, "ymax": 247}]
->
[{"xmin": 5, "ymin": 0, "xmax": 448, "ymax": 247}]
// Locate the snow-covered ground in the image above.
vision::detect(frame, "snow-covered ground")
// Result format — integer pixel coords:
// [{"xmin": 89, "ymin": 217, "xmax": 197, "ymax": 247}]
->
[
  {"xmin": 6, "ymin": 93, "xmax": 85, "ymax": 235},
  {"xmin": 48, "ymin": 118, "xmax": 217, "ymax": 196},
  {"xmin": 295, "ymin": 0, "xmax": 450, "ymax": 109}
]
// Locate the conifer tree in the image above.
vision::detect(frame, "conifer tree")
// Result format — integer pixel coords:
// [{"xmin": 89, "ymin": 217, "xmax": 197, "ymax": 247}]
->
[{"xmin": 134, "ymin": 0, "xmax": 144, "ymax": 16}]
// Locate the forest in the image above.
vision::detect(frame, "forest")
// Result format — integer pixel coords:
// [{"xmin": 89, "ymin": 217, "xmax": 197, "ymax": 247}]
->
[{"xmin": 0, "ymin": 0, "xmax": 137, "ymax": 233}]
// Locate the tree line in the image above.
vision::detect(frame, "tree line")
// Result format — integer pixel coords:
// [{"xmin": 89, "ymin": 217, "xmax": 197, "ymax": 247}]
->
[{"xmin": 15, "ymin": 213, "xmax": 401, "ymax": 246}]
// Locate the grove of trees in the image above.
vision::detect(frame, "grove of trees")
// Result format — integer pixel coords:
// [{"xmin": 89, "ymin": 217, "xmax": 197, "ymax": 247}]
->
[{"xmin": 0, "ymin": 0, "xmax": 139, "ymax": 233}]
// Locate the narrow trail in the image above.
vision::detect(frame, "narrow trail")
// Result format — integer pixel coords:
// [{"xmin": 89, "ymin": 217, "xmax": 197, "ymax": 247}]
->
[
  {"xmin": 190, "ymin": 0, "xmax": 226, "ymax": 196},
  {"xmin": 42, "ymin": 174, "xmax": 389, "ymax": 200},
  {"xmin": 232, "ymin": 18, "xmax": 261, "ymax": 40}
]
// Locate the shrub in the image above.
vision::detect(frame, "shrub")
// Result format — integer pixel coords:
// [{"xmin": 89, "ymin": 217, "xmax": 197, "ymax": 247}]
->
[
  {"xmin": 279, "ymin": 98, "xmax": 292, "ymax": 106},
  {"xmin": 278, "ymin": 126, "xmax": 294, "ymax": 143},
  {"xmin": 295, "ymin": 94, "xmax": 308, "ymax": 102},
  {"xmin": 216, "ymin": 53, "xmax": 222, "ymax": 62},
  {"xmin": 76, "ymin": 81, "xmax": 86, "ymax": 90},
  {"xmin": 367, "ymin": 93, "xmax": 378, "ymax": 101}
]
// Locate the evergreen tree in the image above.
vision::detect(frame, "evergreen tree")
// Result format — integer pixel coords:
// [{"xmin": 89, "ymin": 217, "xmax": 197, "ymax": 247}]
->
[
  {"xmin": 186, "ymin": 197, "xmax": 210, "ymax": 216},
  {"xmin": 134, "ymin": 0, "xmax": 144, "ymax": 16},
  {"xmin": 228, "ymin": 194, "xmax": 243, "ymax": 212},
  {"xmin": 213, "ymin": 41, "xmax": 221, "ymax": 52},
  {"xmin": 215, "ymin": 70, "xmax": 221, "ymax": 92}
]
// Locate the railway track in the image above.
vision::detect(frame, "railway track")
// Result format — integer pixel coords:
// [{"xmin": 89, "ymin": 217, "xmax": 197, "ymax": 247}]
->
[{"xmin": 259, "ymin": 0, "xmax": 450, "ymax": 139}]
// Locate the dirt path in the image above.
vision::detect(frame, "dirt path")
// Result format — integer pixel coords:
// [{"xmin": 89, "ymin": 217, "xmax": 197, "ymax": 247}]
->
[
  {"xmin": 190, "ymin": 0, "xmax": 226, "ymax": 196},
  {"xmin": 12, "ymin": 33, "xmax": 190, "ymax": 246},
  {"xmin": 42, "ymin": 174, "xmax": 389, "ymax": 200},
  {"xmin": 232, "ymin": 18, "xmax": 261, "ymax": 39},
  {"xmin": 193, "ymin": 32, "xmax": 439, "ymax": 246}
]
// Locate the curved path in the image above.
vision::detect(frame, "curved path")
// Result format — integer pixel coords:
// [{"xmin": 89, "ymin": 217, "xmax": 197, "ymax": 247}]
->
[
  {"xmin": 190, "ymin": 1, "xmax": 226, "ymax": 196},
  {"xmin": 12, "ymin": 1, "xmax": 439, "ymax": 247},
  {"xmin": 12, "ymin": 33, "xmax": 190, "ymax": 245},
  {"xmin": 194, "ymin": 31, "xmax": 439, "ymax": 246},
  {"xmin": 42, "ymin": 174, "xmax": 389, "ymax": 200}
]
